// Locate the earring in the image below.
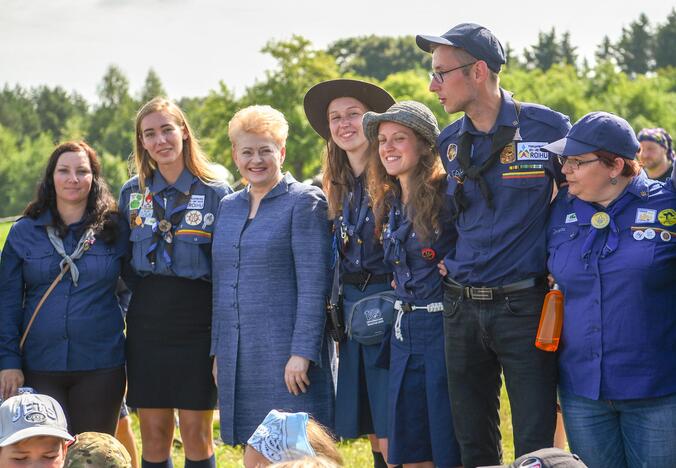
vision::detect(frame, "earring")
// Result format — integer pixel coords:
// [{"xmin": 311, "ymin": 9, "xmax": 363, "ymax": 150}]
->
[{"xmin": 610, "ymin": 177, "xmax": 618, "ymax": 185}]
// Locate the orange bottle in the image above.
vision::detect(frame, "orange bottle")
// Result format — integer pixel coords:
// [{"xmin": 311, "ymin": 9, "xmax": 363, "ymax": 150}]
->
[{"xmin": 535, "ymin": 284, "xmax": 564, "ymax": 352}]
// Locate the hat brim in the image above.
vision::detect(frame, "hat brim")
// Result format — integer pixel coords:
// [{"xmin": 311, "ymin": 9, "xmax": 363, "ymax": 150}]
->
[
  {"xmin": 362, "ymin": 107, "xmax": 439, "ymax": 149},
  {"xmin": 0, "ymin": 427, "xmax": 74, "ymax": 447},
  {"xmin": 415, "ymin": 34, "xmax": 460, "ymax": 53},
  {"xmin": 542, "ymin": 137, "xmax": 599, "ymax": 157},
  {"xmin": 303, "ymin": 79, "xmax": 395, "ymax": 140}
]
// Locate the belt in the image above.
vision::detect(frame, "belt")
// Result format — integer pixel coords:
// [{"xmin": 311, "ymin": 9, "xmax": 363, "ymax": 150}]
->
[
  {"xmin": 342, "ymin": 271, "xmax": 392, "ymax": 290},
  {"xmin": 442, "ymin": 277, "xmax": 543, "ymax": 301},
  {"xmin": 393, "ymin": 300, "xmax": 444, "ymax": 341}
]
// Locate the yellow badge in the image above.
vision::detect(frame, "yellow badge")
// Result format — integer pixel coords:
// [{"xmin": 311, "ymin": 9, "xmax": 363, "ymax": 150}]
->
[
  {"xmin": 591, "ymin": 212, "xmax": 610, "ymax": 229},
  {"xmin": 500, "ymin": 143, "xmax": 516, "ymax": 164},
  {"xmin": 447, "ymin": 143, "xmax": 458, "ymax": 162},
  {"xmin": 658, "ymin": 208, "xmax": 676, "ymax": 227},
  {"xmin": 135, "ymin": 216, "xmax": 143, "ymax": 226}
]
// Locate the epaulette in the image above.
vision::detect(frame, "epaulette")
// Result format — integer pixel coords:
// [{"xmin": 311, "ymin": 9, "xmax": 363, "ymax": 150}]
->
[{"xmin": 438, "ymin": 117, "xmax": 463, "ymax": 143}]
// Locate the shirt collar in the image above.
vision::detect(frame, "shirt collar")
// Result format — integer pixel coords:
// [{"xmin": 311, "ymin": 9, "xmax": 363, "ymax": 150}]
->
[
  {"xmin": 458, "ymin": 89, "xmax": 518, "ymax": 136},
  {"xmin": 33, "ymin": 210, "xmax": 54, "ymax": 226},
  {"xmin": 238, "ymin": 172, "xmax": 296, "ymax": 201},
  {"xmin": 150, "ymin": 168, "xmax": 194, "ymax": 195},
  {"xmin": 565, "ymin": 171, "xmax": 651, "ymax": 211}
]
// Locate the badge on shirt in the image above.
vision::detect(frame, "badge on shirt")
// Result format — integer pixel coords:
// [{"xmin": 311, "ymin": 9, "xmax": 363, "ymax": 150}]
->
[
  {"xmin": 184, "ymin": 210, "xmax": 203, "ymax": 226},
  {"xmin": 421, "ymin": 248, "xmax": 436, "ymax": 260},
  {"xmin": 658, "ymin": 208, "xmax": 676, "ymax": 227},
  {"xmin": 446, "ymin": 143, "xmax": 458, "ymax": 162},
  {"xmin": 129, "ymin": 193, "xmax": 143, "ymax": 211},
  {"xmin": 187, "ymin": 195, "xmax": 205, "ymax": 210},
  {"xmin": 644, "ymin": 228, "xmax": 656, "ymax": 240},
  {"xmin": 139, "ymin": 208, "xmax": 153, "ymax": 219},
  {"xmin": 565, "ymin": 213, "xmax": 578, "ymax": 224},
  {"xmin": 202, "ymin": 213, "xmax": 215, "ymax": 230},
  {"xmin": 661, "ymin": 231, "xmax": 672, "ymax": 242},
  {"xmin": 144, "ymin": 217, "xmax": 157, "ymax": 227},
  {"xmin": 500, "ymin": 143, "xmax": 515, "ymax": 164},
  {"xmin": 635, "ymin": 208, "xmax": 657, "ymax": 224},
  {"xmin": 591, "ymin": 212, "xmax": 610, "ymax": 229},
  {"xmin": 516, "ymin": 142, "xmax": 549, "ymax": 161}
]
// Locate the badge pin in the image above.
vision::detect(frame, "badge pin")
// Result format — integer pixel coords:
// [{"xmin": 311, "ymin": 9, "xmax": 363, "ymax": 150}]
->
[
  {"xmin": 135, "ymin": 216, "xmax": 143, "ymax": 226},
  {"xmin": 500, "ymin": 143, "xmax": 516, "ymax": 164},
  {"xmin": 644, "ymin": 228, "xmax": 656, "ymax": 240},
  {"xmin": 633, "ymin": 230, "xmax": 645, "ymax": 240},
  {"xmin": 421, "ymin": 247, "xmax": 436, "ymax": 260},
  {"xmin": 658, "ymin": 208, "xmax": 676, "ymax": 227},
  {"xmin": 129, "ymin": 193, "xmax": 143, "ymax": 211},
  {"xmin": 591, "ymin": 212, "xmax": 610, "ymax": 229},
  {"xmin": 660, "ymin": 231, "xmax": 671, "ymax": 242},
  {"xmin": 158, "ymin": 219, "xmax": 172, "ymax": 233},
  {"xmin": 185, "ymin": 210, "xmax": 203, "ymax": 226},
  {"xmin": 446, "ymin": 143, "xmax": 458, "ymax": 162},
  {"xmin": 202, "ymin": 213, "xmax": 215, "ymax": 229}
]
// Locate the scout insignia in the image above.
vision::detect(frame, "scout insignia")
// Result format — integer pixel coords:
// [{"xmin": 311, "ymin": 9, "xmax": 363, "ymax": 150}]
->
[
  {"xmin": 202, "ymin": 213, "xmax": 215, "ymax": 230},
  {"xmin": 135, "ymin": 216, "xmax": 143, "ymax": 227},
  {"xmin": 129, "ymin": 211, "xmax": 138, "ymax": 227},
  {"xmin": 144, "ymin": 217, "xmax": 157, "ymax": 227},
  {"xmin": 139, "ymin": 208, "xmax": 153, "ymax": 218},
  {"xmin": 661, "ymin": 231, "xmax": 671, "ymax": 242},
  {"xmin": 635, "ymin": 208, "xmax": 657, "ymax": 224},
  {"xmin": 516, "ymin": 142, "xmax": 549, "ymax": 161},
  {"xmin": 447, "ymin": 143, "xmax": 458, "ymax": 162},
  {"xmin": 421, "ymin": 248, "xmax": 436, "ymax": 260},
  {"xmin": 565, "ymin": 213, "xmax": 578, "ymax": 224},
  {"xmin": 129, "ymin": 193, "xmax": 143, "ymax": 210},
  {"xmin": 500, "ymin": 143, "xmax": 515, "ymax": 164},
  {"xmin": 644, "ymin": 228, "xmax": 656, "ymax": 239},
  {"xmin": 591, "ymin": 212, "xmax": 610, "ymax": 229},
  {"xmin": 158, "ymin": 219, "xmax": 172, "ymax": 233},
  {"xmin": 185, "ymin": 210, "xmax": 203, "ymax": 226},
  {"xmin": 633, "ymin": 230, "xmax": 644, "ymax": 240},
  {"xmin": 187, "ymin": 194, "xmax": 205, "ymax": 210},
  {"xmin": 658, "ymin": 208, "xmax": 676, "ymax": 227}
]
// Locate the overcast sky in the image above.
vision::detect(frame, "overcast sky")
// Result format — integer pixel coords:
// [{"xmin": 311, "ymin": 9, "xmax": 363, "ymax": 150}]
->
[{"xmin": 1, "ymin": 0, "xmax": 673, "ymax": 104}]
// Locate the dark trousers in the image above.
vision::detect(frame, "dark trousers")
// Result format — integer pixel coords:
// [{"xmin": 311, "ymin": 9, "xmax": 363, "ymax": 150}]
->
[
  {"xmin": 442, "ymin": 284, "xmax": 557, "ymax": 467},
  {"xmin": 24, "ymin": 366, "xmax": 126, "ymax": 435}
]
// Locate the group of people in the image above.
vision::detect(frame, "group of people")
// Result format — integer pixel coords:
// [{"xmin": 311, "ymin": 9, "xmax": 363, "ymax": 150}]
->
[{"xmin": 0, "ymin": 21, "xmax": 674, "ymax": 468}]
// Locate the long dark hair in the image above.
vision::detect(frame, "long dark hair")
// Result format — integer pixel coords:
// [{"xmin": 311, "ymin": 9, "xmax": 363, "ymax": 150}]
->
[{"xmin": 24, "ymin": 141, "xmax": 120, "ymax": 243}]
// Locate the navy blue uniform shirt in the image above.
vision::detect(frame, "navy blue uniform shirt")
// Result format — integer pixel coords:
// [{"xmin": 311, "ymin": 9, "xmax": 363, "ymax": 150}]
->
[
  {"xmin": 383, "ymin": 189, "xmax": 457, "ymax": 305},
  {"xmin": 438, "ymin": 90, "xmax": 571, "ymax": 285},
  {"xmin": 119, "ymin": 168, "xmax": 230, "ymax": 281},
  {"xmin": 0, "ymin": 212, "xmax": 128, "ymax": 371},
  {"xmin": 547, "ymin": 174, "xmax": 676, "ymax": 400},
  {"xmin": 334, "ymin": 176, "xmax": 389, "ymax": 275}
]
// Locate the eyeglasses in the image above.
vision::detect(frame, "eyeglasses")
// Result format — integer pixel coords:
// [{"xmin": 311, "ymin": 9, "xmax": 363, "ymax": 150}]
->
[
  {"xmin": 429, "ymin": 62, "xmax": 477, "ymax": 83},
  {"xmin": 557, "ymin": 156, "xmax": 601, "ymax": 170}
]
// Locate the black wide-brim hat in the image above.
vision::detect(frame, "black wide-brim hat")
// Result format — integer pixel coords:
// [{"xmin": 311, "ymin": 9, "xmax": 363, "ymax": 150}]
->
[{"xmin": 303, "ymin": 79, "xmax": 395, "ymax": 140}]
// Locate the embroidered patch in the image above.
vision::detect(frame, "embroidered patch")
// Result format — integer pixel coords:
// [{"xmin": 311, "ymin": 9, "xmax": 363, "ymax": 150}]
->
[
  {"xmin": 187, "ymin": 195, "xmax": 205, "ymax": 210},
  {"xmin": 184, "ymin": 210, "xmax": 203, "ymax": 226},
  {"xmin": 447, "ymin": 143, "xmax": 458, "ymax": 162},
  {"xmin": 175, "ymin": 229, "xmax": 211, "ymax": 239},
  {"xmin": 129, "ymin": 193, "xmax": 143, "ymax": 210},
  {"xmin": 502, "ymin": 170, "xmax": 545, "ymax": 179},
  {"xmin": 658, "ymin": 208, "xmax": 676, "ymax": 226},
  {"xmin": 500, "ymin": 143, "xmax": 516, "ymax": 164},
  {"xmin": 516, "ymin": 142, "xmax": 549, "ymax": 161},
  {"xmin": 565, "ymin": 213, "xmax": 578, "ymax": 223},
  {"xmin": 139, "ymin": 208, "xmax": 153, "ymax": 218},
  {"xmin": 635, "ymin": 208, "xmax": 657, "ymax": 224}
]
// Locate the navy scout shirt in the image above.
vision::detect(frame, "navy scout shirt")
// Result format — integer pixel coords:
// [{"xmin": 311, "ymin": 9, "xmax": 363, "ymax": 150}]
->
[
  {"xmin": 547, "ymin": 175, "xmax": 676, "ymax": 400},
  {"xmin": 438, "ymin": 90, "xmax": 571, "ymax": 286}
]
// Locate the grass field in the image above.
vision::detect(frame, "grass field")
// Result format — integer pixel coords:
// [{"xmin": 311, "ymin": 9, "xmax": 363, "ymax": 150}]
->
[{"xmin": 0, "ymin": 220, "xmax": 518, "ymax": 466}]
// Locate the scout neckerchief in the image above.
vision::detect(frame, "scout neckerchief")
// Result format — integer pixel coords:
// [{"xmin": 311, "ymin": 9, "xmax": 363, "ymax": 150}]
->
[
  {"xmin": 146, "ymin": 177, "xmax": 198, "ymax": 266},
  {"xmin": 338, "ymin": 178, "xmax": 369, "ymax": 252},
  {"xmin": 46, "ymin": 225, "xmax": 96, "ymax": 286},
  {"xmin": 382, "ymin": 200, "xmax": 412, "ymax": 267},
  {"xmin": 572, "ymin": 191, "xmax": 635, "ymax": 268},
  {"xmin": 454, "ymin": 99, "xmax": 522, "ymax": 216}
]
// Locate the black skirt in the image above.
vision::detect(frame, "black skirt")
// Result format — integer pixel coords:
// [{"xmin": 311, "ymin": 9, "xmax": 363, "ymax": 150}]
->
[{"xmin": 126, "ymin": 275, "xmax": 216, "ymax": 410}]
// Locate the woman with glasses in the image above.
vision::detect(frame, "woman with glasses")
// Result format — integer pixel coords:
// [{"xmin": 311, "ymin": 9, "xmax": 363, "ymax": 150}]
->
[
  {"xmin": 303, "ymin": 79, "xmax": 395, "ymax": 467},
  {"xmin": 544, "ymin": 112, "xmax": 676, "ymax": 468}
]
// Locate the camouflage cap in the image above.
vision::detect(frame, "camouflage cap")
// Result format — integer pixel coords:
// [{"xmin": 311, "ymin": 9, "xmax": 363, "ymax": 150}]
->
[{"xmin": 64, "ymin": 432, "xmax": 132, "ymax": 468}]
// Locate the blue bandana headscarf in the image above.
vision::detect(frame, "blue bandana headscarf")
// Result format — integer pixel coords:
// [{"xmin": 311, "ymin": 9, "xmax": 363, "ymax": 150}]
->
[
  {"xmin": 638, "ymin": 128, "xmax": 674, "ymax": 161},
  {"xmin": 247, "ymin": 410, "xmax": 316, "ymax": 462}
]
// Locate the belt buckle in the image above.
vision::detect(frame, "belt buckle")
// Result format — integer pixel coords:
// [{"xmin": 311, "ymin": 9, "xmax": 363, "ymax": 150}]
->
[{"xmin": 469, "ymin": 286, "xmax": 493, "ymax": 301}]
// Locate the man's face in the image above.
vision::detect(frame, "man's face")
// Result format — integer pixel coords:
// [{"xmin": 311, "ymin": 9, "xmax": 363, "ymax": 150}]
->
[
  {"xmin": 0, "ymin": 436, "xmax": 66, "ymax": 468},
  {"xmin": 429, "ymin": 45, "xmax": 477, "ymax": 114}
]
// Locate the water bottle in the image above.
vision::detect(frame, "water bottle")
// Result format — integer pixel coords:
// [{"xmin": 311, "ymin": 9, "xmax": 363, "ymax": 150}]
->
[{"xmin": 535, "ymin": 284, "xmax": 563, "ymax": 352}]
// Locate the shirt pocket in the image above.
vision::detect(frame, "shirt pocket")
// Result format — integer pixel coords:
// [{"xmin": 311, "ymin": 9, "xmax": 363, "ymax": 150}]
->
[
  {"xmin": 23, "ymin": 248, "xmax": 59, "ymax": 285},
  {"xmin": 129, "ymin": 227, "xmax": 154, "ymax": 270},
  {"xmin": 172, "ymin": 233, "xmax": 211, "ymax": 274},
  {"xmin": 79, "ymin": 242, "xmax": 117, "ymax": 280},
  {"xmin": 547, "ymin": 224, "xmax": 579, "ymax": 275}
]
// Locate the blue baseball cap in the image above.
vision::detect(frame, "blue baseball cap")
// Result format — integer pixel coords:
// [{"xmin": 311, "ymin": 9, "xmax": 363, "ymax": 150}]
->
[
  {"xmin": 416, "ymin": 23, "xmax": 506, "ymax": 73},
  {"xmin": 542, "ymin": 111, "xmax": 640, "ymax": 159}
]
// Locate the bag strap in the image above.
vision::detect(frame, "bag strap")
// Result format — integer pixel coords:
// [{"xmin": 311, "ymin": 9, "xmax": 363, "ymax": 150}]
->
[
  {"xmin": 330, "ymin": 250, "xmax": 341, "ymax": 305},
  {"xmin": 19, "ymin": 264, "xmax": 70, "ymax": 352}
]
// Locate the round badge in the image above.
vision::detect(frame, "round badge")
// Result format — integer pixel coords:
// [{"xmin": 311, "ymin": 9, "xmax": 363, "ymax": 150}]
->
[
  {"xmin": 447, "ymin": 143, "xmax": 458, "ymax": 162},
  {"xmin": 658, "ymin": 208, "xmax": 676, "ymax": 226},
  {"xmin": 500, "ymin": 143, "xmax": 516, "ymax": 164},
  {"xmin": 158, "ymin": 219, "xmax": 172, "ymax": 233},
  {"xmin": 661, "ymin": 231, "xmax": 672, "ymax": 242},
  {"xmin": 203, "ymin": 213, "xmax": 215, "ymax": 226},
  {"xmin": 633, "ymin": 230, "xmax": 644, "ymax": 240},
  {"xmin": 421, "ymin": 247, "xmax": 436, "ymax": 260},
  {"xmin": 185, "ymin": 210, "xmax": 203, "ymax": 226},
  {"xmin": 591, "ymin": 212, "xmax": 610, "ymax": 229},
  {"xmin": 644, "ymin": 228, "xmax": 656, "ymax": 239}
]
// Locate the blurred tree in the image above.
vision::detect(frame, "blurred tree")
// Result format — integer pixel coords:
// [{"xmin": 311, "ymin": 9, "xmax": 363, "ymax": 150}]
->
[
  {"xmin": 595, "ymin": 35, "xmax": 614, "ymax": 64},
  {"xmin": 654, "ymin": 8, "xmax": 676, "ymax": 69},
  {"xmin": 32, "ymin": 86, "xmax": 89, "ymax": 142},
  {"xmin": 559, "ymin": 32, "xmax": 578, "ymax": 68},
  {"xmin": 523, "ymin": 28, "xmax": 561, "ymax": 71},
  {"xmin": 0, "ymin": 85, "xmax": 41, "ymax": 140},
  {"xmin": 140, "ymin": 68, "xmax": 168, "ymax": 103},
  {"xmin": 615, "ymin": 13, "xmax": 654, "ymax": 75}
]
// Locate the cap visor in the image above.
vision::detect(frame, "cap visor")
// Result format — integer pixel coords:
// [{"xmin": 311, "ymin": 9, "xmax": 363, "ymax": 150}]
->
[
  {"xmin": 542, "ymin": 137, "xmax": 598, "ymax": 157},
  {"xmin": 416, "ymin": 34, "xmax": 457, "ymax": 52},
  {"xmin": 0, "ymin": 427, "xmax": 74, "ymax": 447}
]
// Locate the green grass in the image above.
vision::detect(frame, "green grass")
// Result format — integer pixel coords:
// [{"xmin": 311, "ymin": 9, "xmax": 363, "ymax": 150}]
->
[{"xmin": 0, "ymin": 221, "xmax": 12, "ymax": 249}]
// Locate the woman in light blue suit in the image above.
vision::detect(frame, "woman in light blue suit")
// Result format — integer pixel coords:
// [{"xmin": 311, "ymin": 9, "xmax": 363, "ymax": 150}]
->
[{"xmin": 211, "ymin": 105, "xmax": 334, "ymax": 445}]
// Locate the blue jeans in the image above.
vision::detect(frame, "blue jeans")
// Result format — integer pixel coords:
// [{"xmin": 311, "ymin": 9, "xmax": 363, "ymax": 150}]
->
[{"xmin": 559, "ymin": 388, "xmax": 676, "ymax": 468}]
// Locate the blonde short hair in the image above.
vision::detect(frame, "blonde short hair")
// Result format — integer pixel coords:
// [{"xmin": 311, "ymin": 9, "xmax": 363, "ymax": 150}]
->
[
  {"xmin": 228, "ymin": 105, "xmax": 289, "ymax": 148},
  {"xmin": 269, "ymin": 456, "xmax": 341, "ymax": 468}
]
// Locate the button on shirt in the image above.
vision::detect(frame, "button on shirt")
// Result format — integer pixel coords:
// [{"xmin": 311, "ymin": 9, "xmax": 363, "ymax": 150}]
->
[
  {"xmin": 335, "ymin": 176, "xmax": 389, "ymax": 275},
  {"xmin": 438, "ymin": 90, "xmax": 571, "ymax": 285},
  {"xmin": 547, "ymin": 175, "xmax": 676, "ymax": 400},
  {"xmin": 119, "ymin": 169, "xmax": 230, "ymax": 281},
  {"xmin": 0, "ymin": 212, "xmax": 128, "ymax": 372},
  {"xmin": 382, "ymin": 190, "xmax": 457, "ymax": 305}
]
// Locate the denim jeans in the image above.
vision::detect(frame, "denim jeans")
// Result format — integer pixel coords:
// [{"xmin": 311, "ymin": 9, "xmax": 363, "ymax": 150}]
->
[
  {"xmin": 559, "ymin": 388, "xmax": 676, "ymax": 468},
  {"xmin": 442, "ymin": 284, "xmax": 557, "ymax": 467}
]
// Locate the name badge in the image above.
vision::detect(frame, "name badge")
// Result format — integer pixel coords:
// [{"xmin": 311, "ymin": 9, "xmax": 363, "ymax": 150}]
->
[
  {"xmin": 516, "ymin": 142, "xmax": 549, "ymax": 161},
  {"xmin": 187, "ymin": 195, "xmax": 205, "ymax": 210},
  {"xmin": 635, "ymin": 208, "xmax": 656, "ymax": 224}
]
